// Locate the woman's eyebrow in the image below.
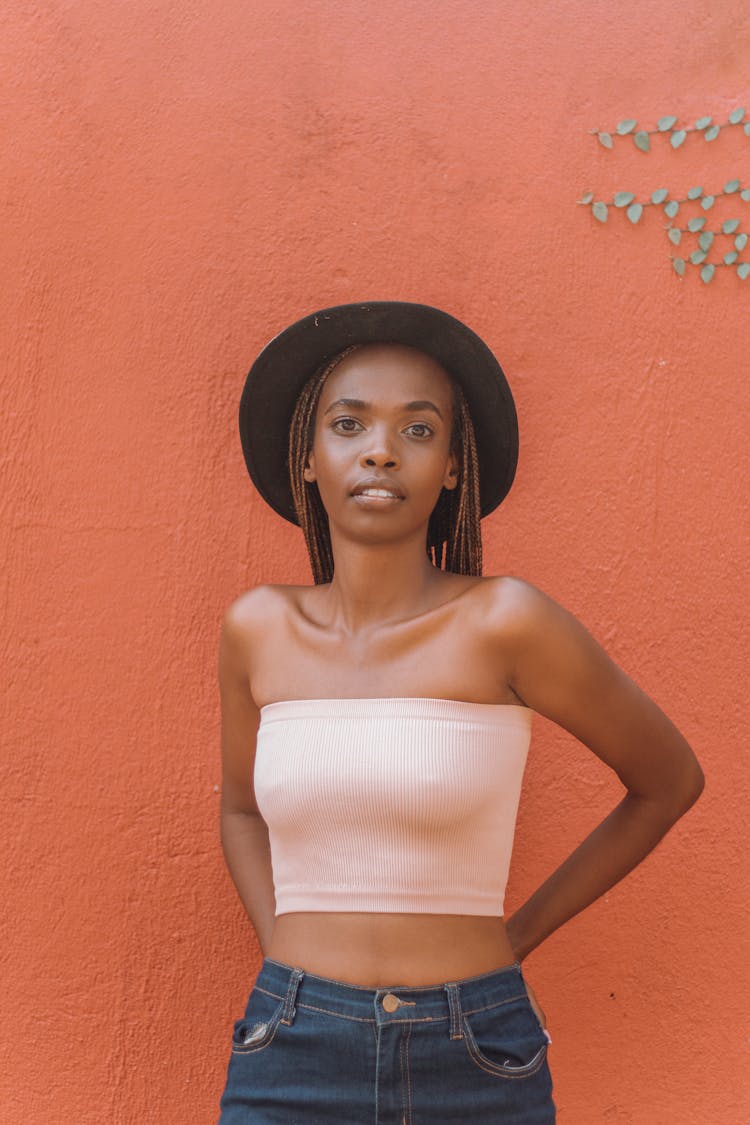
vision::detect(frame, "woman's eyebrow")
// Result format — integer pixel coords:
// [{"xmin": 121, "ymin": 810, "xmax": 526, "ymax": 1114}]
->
[
  {"xmin": 322, "ymin": 398, "xmax": 368, "ymax": 416},
  {"xmin": 405, "ymin": 400, "xmax": 443, "ymax": 419},
  {"xmin": 322, "ymin": 398, "xmax": 444, "ymax": 419}
]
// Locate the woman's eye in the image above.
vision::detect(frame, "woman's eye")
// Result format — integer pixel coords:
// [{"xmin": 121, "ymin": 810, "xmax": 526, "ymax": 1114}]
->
[
  {"xmin": 332, "ymin": 417, "xmax": 363, "ymax": 433},
  {"xmin": 405, "ymin": 423, "xmax": 433, "ymax": 438}
]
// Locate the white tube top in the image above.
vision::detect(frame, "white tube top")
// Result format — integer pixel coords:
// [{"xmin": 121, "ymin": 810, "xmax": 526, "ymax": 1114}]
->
[{"xmin": 253, "ymin": 697, "xmax": 532, "ymax": 917}]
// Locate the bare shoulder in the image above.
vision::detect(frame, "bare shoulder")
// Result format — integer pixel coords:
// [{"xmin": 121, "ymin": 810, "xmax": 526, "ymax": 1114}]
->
[
  {"xmin": 219, "ymin": 584, "xmax": 303, "ymax": 683},
  {"xmin": 475, "ymin": 574, "xmax": 624, "ymax": 719},
  {"xmin": 222, "ymin": 582, "xmax": 315, "ymax": 639},
  {"xmin": 479, "ymin": 575, "xmax": 703, "ymax": 810},
  {"xmin": 223, "ymin": 583, "xmax": 287, "ymax": 632},
  {"xmin": 471, "ymin": 574, "xmax": 570, "ymax": 636},
  {"xmin": 479, "ymin": 572, "xmax": 614, "ymax": 673}
]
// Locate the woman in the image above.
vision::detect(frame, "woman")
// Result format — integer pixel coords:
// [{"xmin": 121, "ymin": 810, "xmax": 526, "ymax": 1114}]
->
[{"xmin": 217, "ymin": 302, "xmax": 703, "ymax": 1123}]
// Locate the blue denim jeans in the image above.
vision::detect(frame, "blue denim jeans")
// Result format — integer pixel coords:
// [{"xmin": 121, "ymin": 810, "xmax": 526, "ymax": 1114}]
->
[{"xmin": 218, "ymin": 957, "xmax": 555, "ymax": 1123}]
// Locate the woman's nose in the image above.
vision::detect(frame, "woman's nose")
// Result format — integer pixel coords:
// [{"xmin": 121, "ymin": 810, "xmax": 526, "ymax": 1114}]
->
[
  {"xmin": 360, "ymin": 433, "xmax": 399, "ymax": 469},
  {"xmin": 362, "ymin": 451, "xmax": 398, "ymax": 468}
]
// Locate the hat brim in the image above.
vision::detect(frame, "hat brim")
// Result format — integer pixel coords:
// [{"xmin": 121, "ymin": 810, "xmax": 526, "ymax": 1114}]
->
[{"xmin": 239, "ymin": 301, "xmax": 518, "ymax": 524}]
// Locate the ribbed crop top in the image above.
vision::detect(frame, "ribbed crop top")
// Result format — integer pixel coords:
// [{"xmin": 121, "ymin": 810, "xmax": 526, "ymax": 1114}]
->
[{"xmin": 253, "ymin": 697, "xmax": 532, "ymax": 917}]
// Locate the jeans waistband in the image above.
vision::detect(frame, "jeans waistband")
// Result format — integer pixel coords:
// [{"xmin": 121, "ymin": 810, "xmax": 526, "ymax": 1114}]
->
[{"xmin": 255, "ymin": 956, "xmax": 529, "ymax": 1030}]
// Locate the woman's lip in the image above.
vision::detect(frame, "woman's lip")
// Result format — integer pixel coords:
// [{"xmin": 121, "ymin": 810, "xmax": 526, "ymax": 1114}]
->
[
  {"xmin": 351, "ymin": 480, "xmax": 404, "ymax": 498},
  {"xmin": 351, "ymin": 491, "xmax": 404, "ymax": 505}
]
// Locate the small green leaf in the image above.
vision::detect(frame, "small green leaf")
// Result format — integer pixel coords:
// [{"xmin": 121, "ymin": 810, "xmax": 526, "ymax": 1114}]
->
[
  {"xmin": 658, "ymin": 115, "xmax": 678, "ymax": 131},
  {"xmin": 701, "ymin": 264, "xmax": 715, "ymax": 283},
  {"xmin": 673, "ymin": 257, "xmax": 686, "ymax": 277},
  {"xmin": 651, "ymin": 188, "xmax": 669, "ymax": 204},
  {"xmin": 735, "ymin": 233, "xmax": 748, "ymax": 251},
  {"xmin": 668, "ymin": 227, "xmax": 682, "ymax": 246},
  {"xmin": 687, "ymin": 216, "xmax": 706, "ymax": 232},
  {"xmin": 670, "ymin": 129, "xmax": 687, "ymax": 148},
  {"xmin": 728, "ymin": 106, "xmax": 746, "ymax": 125},
  {"xmin": 598, "ymin": 132, "xmax": 613, "ymax": 149},
  {"xmin": 664, "ymin": 200, "xmax": 680, "ymax": 218},
  {"xmin": 698, "ymin": 231, "xmax": 714, "ymax": 251},
  {"xmin": 741, "ymin": 189, "xmax": 750, "ymax": 201},
  {"xmin": 724, "ymin": 251, "xmax": 739, "ymax": 265},
  {"xmin": 705, "ymin": 125, "xmax": 721, "ymax": 141},
  {"xmin": 634, "ymin": 130, "xmax": 650, "ymax": 152},
  {"xmin": 592, "ymin": 201, "xmax": 609, "ymax": 222},
  {"xmin": 695, "ymin": 115, "xmax": 712, "ymax": 130},
  {"xmin": 722, "ymin": 218, "xmax": 740, "ymax": 234},
  {"xmin": 724, "ymin": 179, "xmax": 740, "ymax": 193},
  {"xmin": 579, "ymin": 192, "xmax": 594, "ymax": 204},
  {"xmin": 687, "ymin": 185, "xmax": 703, "ymax": 200},
  {"xmin": 614, "ymin": 191, "xmax": 635, "ymax": 207},
  {"xmin": 745, "ymin": 123, "xmax": 750, "ymax": 136},
  {"xmin": 738, "ymin": 263, "xmax": 750, "ymax": 280},
  {"xmin": 616, "ymin": 119, "xmax": 637, "ymax": 135},
  {"xmin": 701, "ymin": 195, "xmax": 716, "ymax": 210},
  {"xmin": 690, "ymin": 249, "xmax": 708, "ymax": 265},
  {"xmin": 626, "ymin": 202, "xmax": 643, "ymax": 223}
]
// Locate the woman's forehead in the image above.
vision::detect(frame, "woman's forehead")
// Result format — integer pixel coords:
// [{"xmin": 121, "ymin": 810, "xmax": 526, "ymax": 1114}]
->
[{"xmin": 318, "ymin": 343, "xmax": 455, "ymax": 404}]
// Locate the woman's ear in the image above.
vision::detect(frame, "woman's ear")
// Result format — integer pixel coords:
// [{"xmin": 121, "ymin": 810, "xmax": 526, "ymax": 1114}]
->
[
  {"xmin": 303, "ymin": 451, "xmax": 317, "ymax": 484},
  {"xmin": 443, "ymin": 452, "xmax": 459, "ymax": 491}
]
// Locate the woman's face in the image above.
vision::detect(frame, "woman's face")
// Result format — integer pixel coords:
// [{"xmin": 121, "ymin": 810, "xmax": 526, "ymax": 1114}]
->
[{"xmin": 304, "ymin": 343, "xmax": 459, "ymax": 540}]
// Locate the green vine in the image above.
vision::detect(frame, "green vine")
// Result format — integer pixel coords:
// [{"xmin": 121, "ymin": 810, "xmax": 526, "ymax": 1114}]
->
[
  {"xmin": 578, "ymin": 182, "xmax": 750, "ymax": 282},
  {"xmin": 580, "ymin": 108, "xmax": 750, "ymax": 283},
  {"xmin": 578, "ymin": 181, "xmax": 750, "ymax": 223},
  {"xmin": 592, "ymin": 107, "xmax": 748, "ymax": 151}
]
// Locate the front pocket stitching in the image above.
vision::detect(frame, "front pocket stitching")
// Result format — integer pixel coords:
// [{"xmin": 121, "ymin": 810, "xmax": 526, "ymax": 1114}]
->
[
  {"xmin": 231, "ymin": 1000, "xmax": 285, "ymax": 1055},
  {"xmin": 462, "ymin": 1017, "xmax": 548, "ymax": 1080}
]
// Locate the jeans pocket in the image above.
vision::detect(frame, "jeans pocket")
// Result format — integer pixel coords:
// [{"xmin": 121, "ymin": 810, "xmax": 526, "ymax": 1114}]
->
[
  {"xmin": 462, "ymin": 993, "xmax": 549, "ymax": 1079},
  {"xmin": 230, "ymin": 988, "xmax": 286, "ymax": 1055}
]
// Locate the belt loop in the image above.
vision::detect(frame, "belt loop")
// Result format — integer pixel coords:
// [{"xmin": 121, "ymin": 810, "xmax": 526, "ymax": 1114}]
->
[
  {"xmin": 280, "ymin": 966, "xmax": 305, "ymax": 1026},
  {"xmin": 444, "ymin": 982, "xmax": 463, "ymax": 1040}
]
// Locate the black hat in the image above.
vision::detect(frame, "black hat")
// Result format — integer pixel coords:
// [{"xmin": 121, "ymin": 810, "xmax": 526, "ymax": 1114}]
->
[{"xmin": 239, "ymin": 301, "xmax": 518, "ymax": 524}]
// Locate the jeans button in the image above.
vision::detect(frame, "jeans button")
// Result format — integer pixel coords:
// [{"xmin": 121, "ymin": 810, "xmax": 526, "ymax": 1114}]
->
[{"xmin": 382, "ymin": 993, "xmax": 400, "ymax": 1012}]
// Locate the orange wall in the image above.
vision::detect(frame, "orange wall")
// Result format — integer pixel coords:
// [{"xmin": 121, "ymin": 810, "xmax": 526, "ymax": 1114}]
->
[{"xmin": 3, "ymin": 2, "xmax": 748, "ymax": 1121}]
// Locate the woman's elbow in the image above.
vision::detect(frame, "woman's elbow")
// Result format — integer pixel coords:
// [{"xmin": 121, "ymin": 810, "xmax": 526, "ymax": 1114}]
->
[
  {"xmin": 680, "ymin": 757, "xmax": 705, "ymax": 810},
  {"xmin": 662, "ymin": 754, "xmax": 705, "ymax": 823},
  {"xmin": 630, "ymin": 750, "xmax": 705, "ymax": 827}
]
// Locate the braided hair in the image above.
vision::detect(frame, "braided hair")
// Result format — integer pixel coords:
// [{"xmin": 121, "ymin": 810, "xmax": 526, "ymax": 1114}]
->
[{"xmin": 288, "ymin": 345, "xmax": 482, "ymax": 584}]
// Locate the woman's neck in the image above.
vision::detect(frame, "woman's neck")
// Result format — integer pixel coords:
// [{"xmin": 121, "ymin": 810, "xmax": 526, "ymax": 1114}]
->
[{"xmin": 319, "ymin": 535, "xmax": 450, "ymax": 637}]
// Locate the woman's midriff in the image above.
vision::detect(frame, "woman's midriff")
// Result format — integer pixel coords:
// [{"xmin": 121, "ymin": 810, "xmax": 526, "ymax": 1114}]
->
[{"xmin": 266, "ymin": 912, "xmax": 518, "ymax": 987}]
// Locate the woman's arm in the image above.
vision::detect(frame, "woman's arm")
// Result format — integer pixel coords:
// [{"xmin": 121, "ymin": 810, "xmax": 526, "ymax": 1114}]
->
[
  {"xmin": 218, "ymin": 594, "xmax": 277, "ymax": 954},
  {"xmin": 494, "ymin": 579, "xmax": 705, "ymax": 963}
]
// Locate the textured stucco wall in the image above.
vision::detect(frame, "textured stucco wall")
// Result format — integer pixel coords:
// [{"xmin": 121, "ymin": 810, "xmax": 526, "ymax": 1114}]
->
[{"xmin": 2, "ymin": 1, "xmax": 748, "ymax": 1121}]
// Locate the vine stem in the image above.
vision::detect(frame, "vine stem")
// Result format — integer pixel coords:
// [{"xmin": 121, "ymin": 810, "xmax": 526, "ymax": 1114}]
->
[
  {"xmin": 577, "ymin": 189, "xmax": 747, "ymax": 206},
  {"xmin": 589, "ymin": 114, "xmax": 747, "ymax": 138}
]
